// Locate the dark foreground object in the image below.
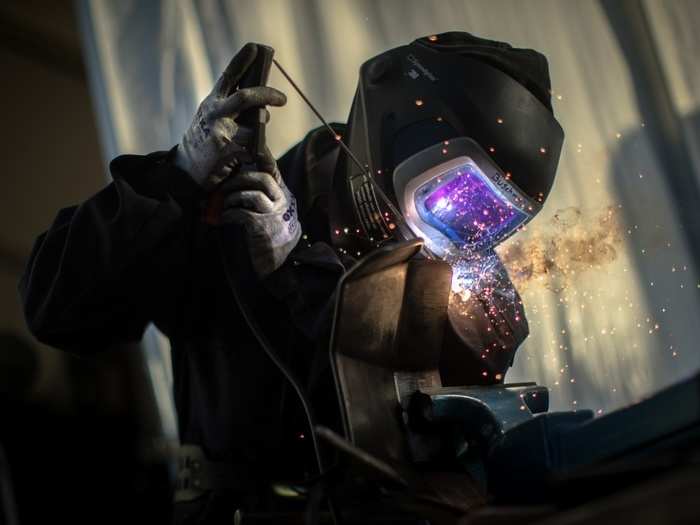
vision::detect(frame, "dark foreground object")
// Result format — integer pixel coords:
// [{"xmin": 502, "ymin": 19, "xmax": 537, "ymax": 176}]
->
[
  {"xmin": 307, "ymin": 240, "xmax": 700, "ymax": 524},
  {"xmin": 4, "ymin": 241, "xmax": 700, "ymax": 524}
]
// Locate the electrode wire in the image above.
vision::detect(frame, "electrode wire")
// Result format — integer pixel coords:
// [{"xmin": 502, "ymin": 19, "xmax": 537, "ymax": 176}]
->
[{"xmin": 273, "ymin": 58, "xmax": 413, "ymax": 236}]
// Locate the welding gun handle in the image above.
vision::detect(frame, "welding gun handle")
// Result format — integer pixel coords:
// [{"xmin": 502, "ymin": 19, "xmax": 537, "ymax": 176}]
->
[
  {"xmin": 203, "ymin": 44, "xmax": 275, "ymax": 225},
  {"xmin": 237, "ymin": 44, "xmax": 274, "ymax": 167},
  {"xmin": 249, "ymin": 107, "xmax": 268, "ymax": 163}
]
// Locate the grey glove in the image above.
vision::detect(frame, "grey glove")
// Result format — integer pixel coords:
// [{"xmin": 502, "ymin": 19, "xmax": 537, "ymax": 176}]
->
[
  {"xmin": 174, "ymin": 43, "xmax": 287, "ymax": 186},
  {"xmin": 218, "ymin": 161, "xmax": 302, "ymax": 277},
  {"xmin": 448, "ymin": 253, "xmax": 529, "ymax": 369}
]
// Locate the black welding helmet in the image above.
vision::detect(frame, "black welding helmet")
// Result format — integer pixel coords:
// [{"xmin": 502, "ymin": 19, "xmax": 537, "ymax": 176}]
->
[{"xmin": 329, "ymin": 32, "xmax": 564, "ymax": 258}]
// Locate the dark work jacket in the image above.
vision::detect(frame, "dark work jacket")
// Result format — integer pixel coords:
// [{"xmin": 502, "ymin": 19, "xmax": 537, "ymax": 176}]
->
[
  {"xmin": 19, "ymin": 125, "xmax": 349, "ymax": 474},
  {"xmin": 19, "ymin": 123, "xmax": 527, "ymax": 476}
]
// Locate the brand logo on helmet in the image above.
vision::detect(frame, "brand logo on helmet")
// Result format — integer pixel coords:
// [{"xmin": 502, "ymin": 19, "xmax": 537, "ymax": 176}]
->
[
  {"xmin": 406, "ymin": 54, "xmax": 437, "ymax": 82},
  {"xmin": 491, "ymin": 171, "xmax": 521, "ymax": 202}
]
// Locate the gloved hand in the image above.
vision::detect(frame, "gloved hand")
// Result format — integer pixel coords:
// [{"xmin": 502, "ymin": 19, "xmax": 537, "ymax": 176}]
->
[
  {"xmin": 445, "ymin": 253, "xmax": 529, "ymax": 382},
  {"xmin": 174, "ymin": 43, "xmax": 287, "ymax": 186},
  {"xmin": 218, "ymin": 154, "xmax": 302, "ymax": 277},
  {"xmin": 449, "ymin": 284, "xmax": 528, "ymax": 357}
]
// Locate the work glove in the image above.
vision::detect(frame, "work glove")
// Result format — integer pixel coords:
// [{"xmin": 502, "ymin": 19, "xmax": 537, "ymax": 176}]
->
[
  {"xmin": 174, "ymin": 43, "xmax": 287, "ymax": 187},
  {"xmin": 217, "ymin": 153, "xmax": 302, "ymax": 277},
  {"xmin": 446, "ymin": 252, "xmax": 529, "ymax": 381}
]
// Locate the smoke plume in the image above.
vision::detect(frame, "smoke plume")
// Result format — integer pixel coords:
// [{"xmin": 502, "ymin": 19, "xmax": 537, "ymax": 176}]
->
[{"xmin": 497, "ymin": 205, "xmax": 623, "ymax": 292}]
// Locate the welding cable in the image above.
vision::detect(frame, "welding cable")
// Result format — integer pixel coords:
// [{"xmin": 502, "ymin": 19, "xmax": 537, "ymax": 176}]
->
[
  {"xmin": 218, "ymin": 236, "xmax": 340, "ymax": 525},
  {"xmin": 216, "ymin": 233, "xmax": 325, "ymax": 477}
]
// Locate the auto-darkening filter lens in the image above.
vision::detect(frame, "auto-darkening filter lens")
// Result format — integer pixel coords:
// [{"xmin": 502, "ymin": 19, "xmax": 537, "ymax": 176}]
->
[{"xmin": 415, "ymin": 162, "xmax": 529, "ymax": 251}]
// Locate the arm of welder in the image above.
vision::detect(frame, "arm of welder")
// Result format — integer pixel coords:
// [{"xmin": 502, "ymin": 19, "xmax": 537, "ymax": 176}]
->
[
  {"xmin": 262, "ymin": 241, "xmax": 352, "ymax": 344},
  {"xmin": 19, "ymin": 149, "xmax": 203, "ymax": 354}
]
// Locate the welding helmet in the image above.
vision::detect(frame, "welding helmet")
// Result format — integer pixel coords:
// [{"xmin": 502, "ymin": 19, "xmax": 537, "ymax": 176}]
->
[{"xmin": 330, "ymin": 32, "xmax": 564, "ymax": 258}]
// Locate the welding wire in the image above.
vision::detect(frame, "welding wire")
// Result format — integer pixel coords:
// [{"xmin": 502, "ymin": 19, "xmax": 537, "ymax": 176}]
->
[
  {"xmin": 272, "ymin": 59, "xmax": 362, "ymax": 169},
  {"xmin": 272, "ymin": 58, "xmax": 413, "ymax": 236}
]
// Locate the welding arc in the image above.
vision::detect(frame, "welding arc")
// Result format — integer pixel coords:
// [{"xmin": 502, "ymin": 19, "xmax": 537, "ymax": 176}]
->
[{"xmin": 272, "ymin": 58, "xmax": 413, "ymax": 239}]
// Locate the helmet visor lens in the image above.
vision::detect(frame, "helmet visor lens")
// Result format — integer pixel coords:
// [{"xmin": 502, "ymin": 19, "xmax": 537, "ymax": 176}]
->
[{"xmin": 413, "ymin": 160, "xmax": 532, "ymax": 252}]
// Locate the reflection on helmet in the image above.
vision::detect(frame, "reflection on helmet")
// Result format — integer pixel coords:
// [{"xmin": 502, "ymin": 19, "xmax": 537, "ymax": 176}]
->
[{"xmin": 396, "ymin": 140, "xmax": 540, "ymax": 258}]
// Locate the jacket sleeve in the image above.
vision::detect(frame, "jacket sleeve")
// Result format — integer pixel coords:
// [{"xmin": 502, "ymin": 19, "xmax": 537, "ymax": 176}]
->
[
  {"xmin": 19, "ymin": 148, "xmax": 204, "ymax": 354},
  {"xmin": 263, "ymin": 241, "xmax": 352, "ymax": 344}
]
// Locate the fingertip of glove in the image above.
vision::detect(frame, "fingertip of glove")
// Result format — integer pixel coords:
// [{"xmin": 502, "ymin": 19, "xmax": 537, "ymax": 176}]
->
[
  {"xmin": 262, "ymin": 86, "xmax": 287, "ymax": 106},
  {"xmin": 275, "ymin": 88, "xmax": 288, "ymax": 106}
]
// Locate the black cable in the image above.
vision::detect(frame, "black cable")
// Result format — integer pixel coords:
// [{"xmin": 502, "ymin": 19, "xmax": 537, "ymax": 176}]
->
[
  {"xmin": 218, "ymin": 233, "xmax": 343, "ymax": 525},
  {"xmin": 216, "ymin": 234, "xmax": 325, "ymax": 478},
  {"xmin": 218, "ymin": 55, "xmax": 348, "ymax": 522}
]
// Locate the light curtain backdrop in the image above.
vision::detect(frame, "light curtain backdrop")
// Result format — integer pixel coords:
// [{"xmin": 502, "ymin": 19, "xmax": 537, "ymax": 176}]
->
[{"xmin": 77, "ymin": 0, "xmax": 700, "ymax": 440}]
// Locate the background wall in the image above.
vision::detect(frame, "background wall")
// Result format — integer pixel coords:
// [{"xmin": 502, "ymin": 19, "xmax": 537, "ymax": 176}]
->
[
  {"xmin": 0, "ymin": 0, "xmax": 106, "ymax": 405},
  {"xmin": 76, "ymin": 0, "xmax": 700, "ymax": 426}
]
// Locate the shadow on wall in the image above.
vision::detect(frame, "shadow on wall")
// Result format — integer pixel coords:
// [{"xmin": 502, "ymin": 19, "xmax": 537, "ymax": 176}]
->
[
  {"xmin": 502, "ymin": 110, "xmax": 700, "ymax": 412},
  {"xmin": 532, "ymin": 110, "xmax": 700, "ymax": 412},
  {"xmin": 609, "ymin": 109, "xmax": 700, "ymax": 393},
  {"xmin": 602, "ymin": 1, "xmax": 700, "ymax": 389}
]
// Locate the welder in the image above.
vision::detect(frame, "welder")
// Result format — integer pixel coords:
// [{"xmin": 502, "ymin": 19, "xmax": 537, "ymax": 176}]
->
[{"xmin": 19, "ymin": 32, "xmax": 562, "ymax": 523}]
